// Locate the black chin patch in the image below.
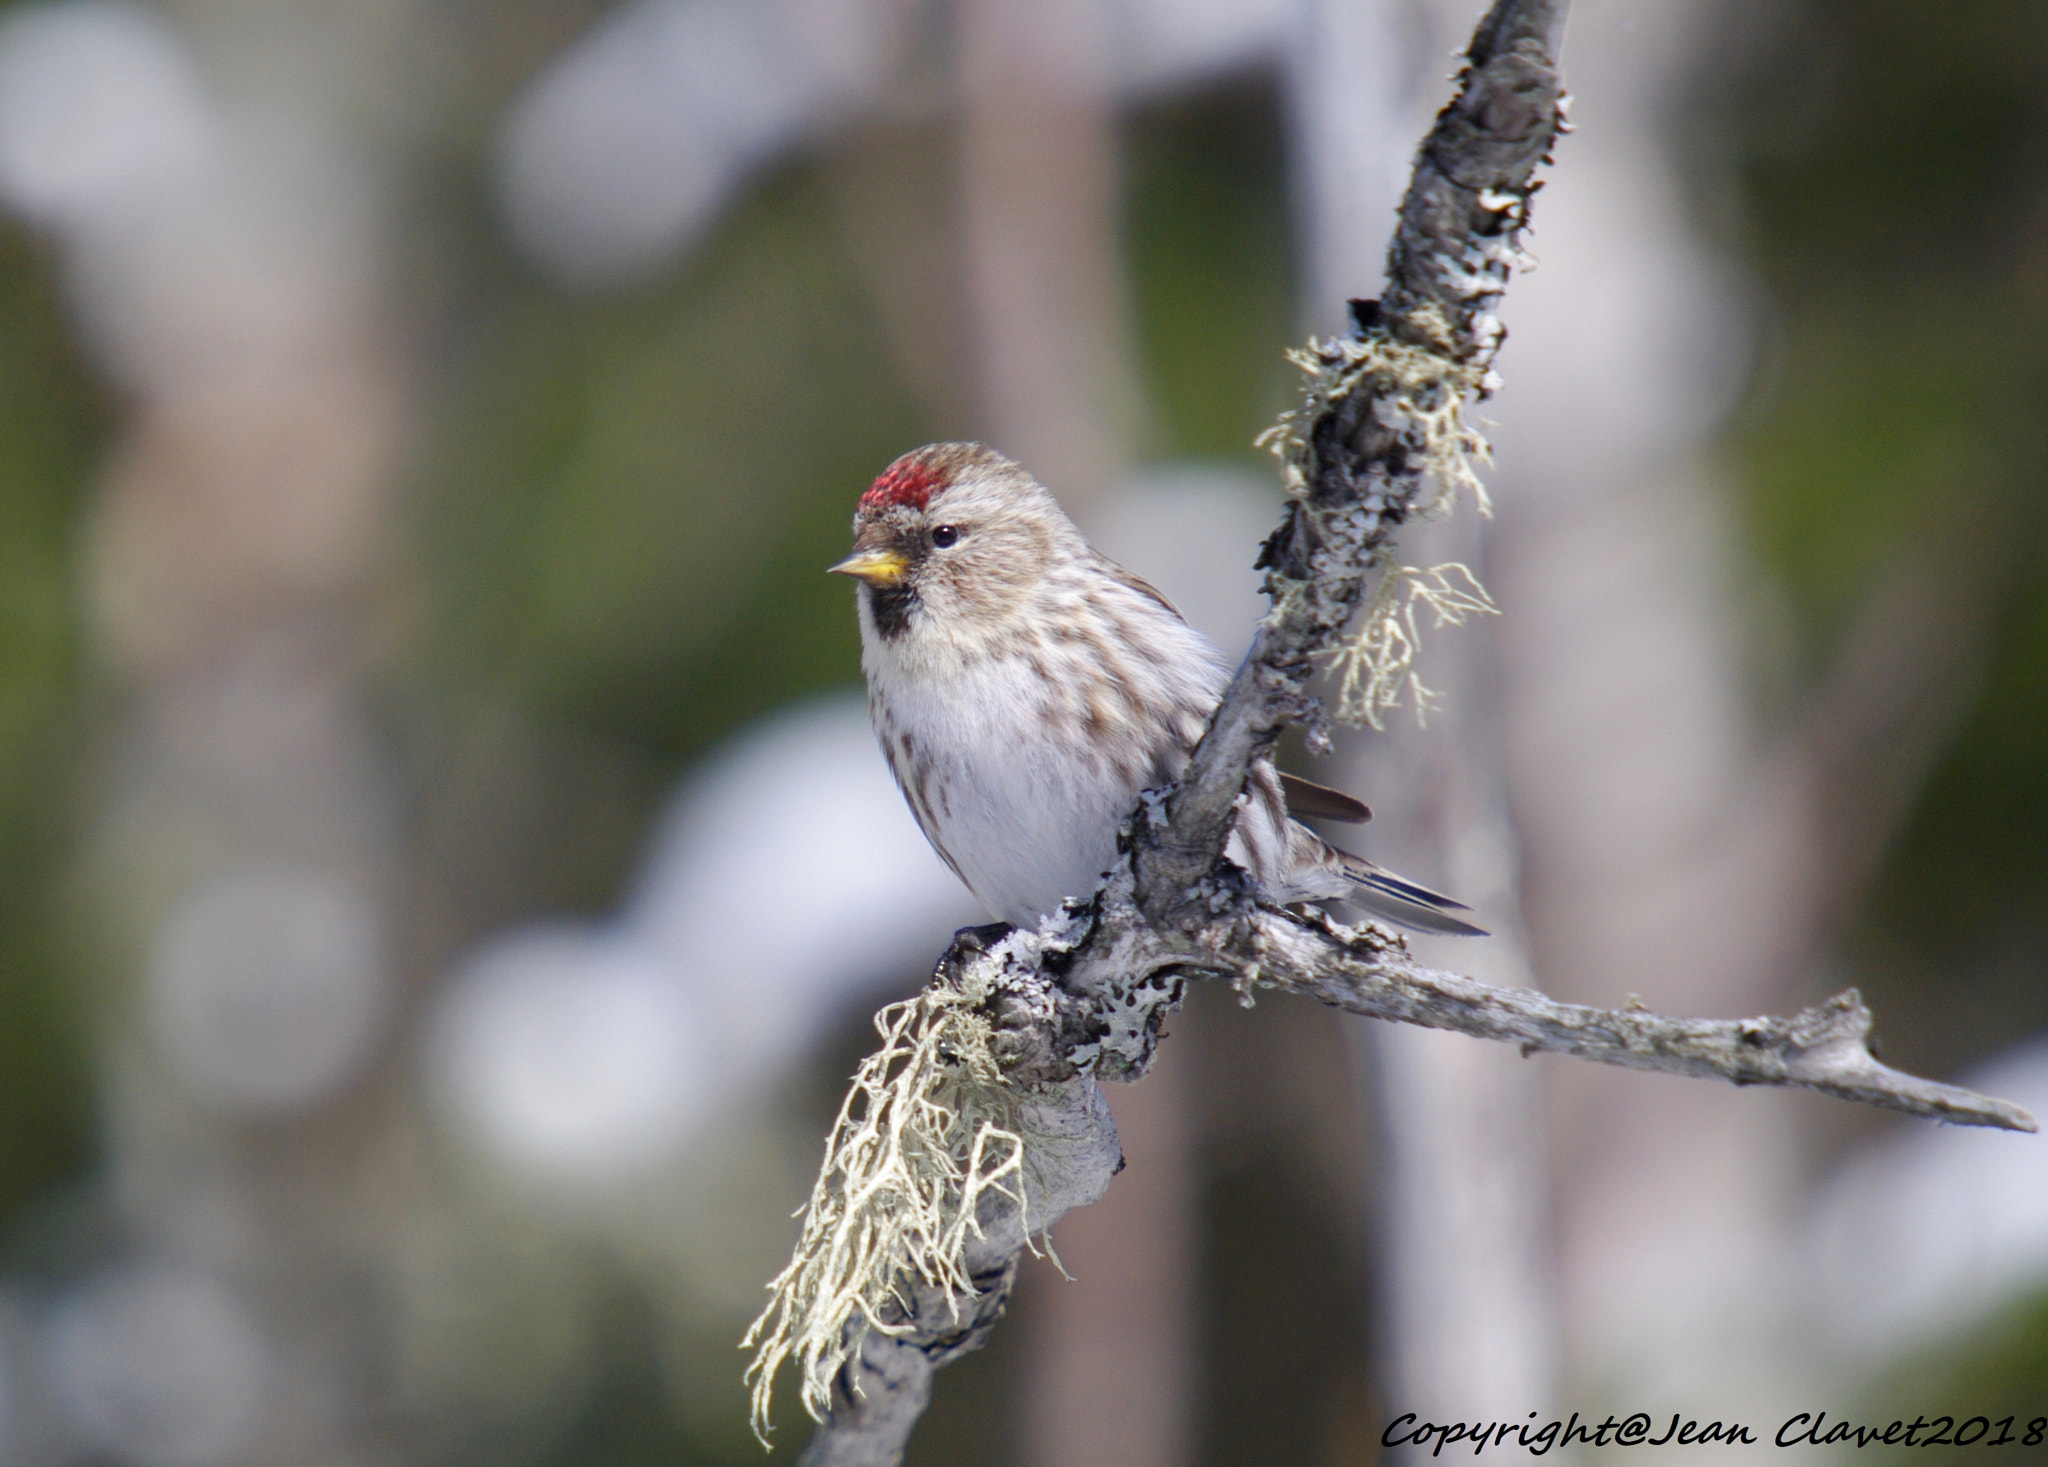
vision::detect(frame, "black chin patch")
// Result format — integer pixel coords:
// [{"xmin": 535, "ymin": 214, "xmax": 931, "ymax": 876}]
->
[{"xmin": 867, "ymin": 581, "xmax": 918, "ymax": 639}]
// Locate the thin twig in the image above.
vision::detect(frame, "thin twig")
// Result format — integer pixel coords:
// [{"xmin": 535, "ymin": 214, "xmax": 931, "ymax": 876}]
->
[{"xmin": 1249, "ymin": 906, "xmax": 2037, "ymax": 1132}]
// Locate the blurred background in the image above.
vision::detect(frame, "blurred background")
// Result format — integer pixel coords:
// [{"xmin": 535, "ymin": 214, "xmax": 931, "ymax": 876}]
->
[{"xmin": 0, "ymin": 0, "xmax": 2036, "ymax": 1462}]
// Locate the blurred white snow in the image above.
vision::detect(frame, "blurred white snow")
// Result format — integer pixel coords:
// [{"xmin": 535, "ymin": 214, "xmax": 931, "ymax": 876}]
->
[
  {"xmin": 431, "ymin": 925, "xmax": 711, "ymax": 1187},
  {"xmin": 44, "ymin": 1264, "xmax": 267, "ymax": 1467},
  {"xmin": 496, "ymin": 0, "xmax": 1303, "ymax": 285},
  {"xmin": 1807, "ymin": 1040, "xmax": 2048, "ymax": 1365},
  {"xmin": 0, "ymin": 0, "xmax": 214, "ymax": 234},
  {"xmin": 498, "ymin": 0, "xmax": 898, "ymax": 284},
  {"xmin": 144, "ymin": 869, "xmax": 388, "ymax": 1117},
  {"xmin": 428, "ymin": 695, "xmax": 975, "ymax": 1189},
  {"xmin": 0, "ymin": 0, "xmax": 378, "ymax": 400},
  {"xmin": 624, "ymin": 694, "xmax": 977, "ymax": 1067}
]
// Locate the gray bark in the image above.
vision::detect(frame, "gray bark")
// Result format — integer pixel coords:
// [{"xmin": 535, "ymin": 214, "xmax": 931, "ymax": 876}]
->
[{"xmin": 953, "ymin": 3, "xmax": 1199, "ymax": 1460}]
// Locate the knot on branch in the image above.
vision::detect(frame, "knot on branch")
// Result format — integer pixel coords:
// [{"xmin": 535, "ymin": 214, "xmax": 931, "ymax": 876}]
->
[
  {"xmin": 1434, "ymin": 44, "xmax": 1566, "ymax": 188},
  {"xmin": 1725, "ymin": 991, "xmax": 1879, "ymax": 1084},
  {"xmin": 974, "ymin": 928, "xmax": 1106, "ymax": 1087},
  {"xmin": 1783, "ymin": 987, "xmax": 1874, "ymax": 1052}
]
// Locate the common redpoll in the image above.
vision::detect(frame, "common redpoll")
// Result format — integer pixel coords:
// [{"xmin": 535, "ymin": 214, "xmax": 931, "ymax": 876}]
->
[{"xmin": 830, "ymin": 443, "xmax": 1484, "ymax": 937}]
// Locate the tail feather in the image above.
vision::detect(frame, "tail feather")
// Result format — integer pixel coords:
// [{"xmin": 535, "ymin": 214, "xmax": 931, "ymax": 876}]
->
[
  {"xmin": 1339, "ymin": 858, "xmax": 1490, "ymax": 937},
  {"xmin": 1266, "ymin": 789, "xmax": 1489, "ymax": 936},
  {"xmin": 1307, "ymin": 829, "xmax": 1488, "ymax": 937}
]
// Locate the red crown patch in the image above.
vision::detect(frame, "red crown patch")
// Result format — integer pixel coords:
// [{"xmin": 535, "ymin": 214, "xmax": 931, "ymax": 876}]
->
[{"xmin": 860, "ymin": 454, "xmax": 947, "ymax": 513}]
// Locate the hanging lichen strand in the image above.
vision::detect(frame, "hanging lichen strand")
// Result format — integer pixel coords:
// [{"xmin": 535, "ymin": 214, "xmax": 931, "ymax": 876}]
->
[
  {"xmin": 1256, "ymin": 295, "xmax": 1510, "ymax": 729},
  {"xmin": 742, "ymin": 962, "xmax": 1029, "ymax": 1439}
]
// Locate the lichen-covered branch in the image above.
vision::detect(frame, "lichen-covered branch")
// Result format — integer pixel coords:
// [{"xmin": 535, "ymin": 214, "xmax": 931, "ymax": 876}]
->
[
  {"xmin": 1141, "ymin": 0, "xmax": 1565, "ymax": 918},
  {"xmin": 1020, "ymin": 854, "xmax": 2036, "ymax": 1133},
  {"xmin": 761, "ymin": 845, "xmax": 2035, "ymax": 1457},
  {"xmin": 747, "ymin": 0, "xmax": 2036, "ymax": 1460}
]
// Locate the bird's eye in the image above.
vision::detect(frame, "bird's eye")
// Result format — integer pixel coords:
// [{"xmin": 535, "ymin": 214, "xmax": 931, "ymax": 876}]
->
[{"xmin": 930, "ymin": 525, "xmax": 960, "ymax": 548}]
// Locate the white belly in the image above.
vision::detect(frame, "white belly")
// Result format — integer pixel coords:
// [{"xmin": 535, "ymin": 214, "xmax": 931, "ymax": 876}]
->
[
  {"xmin": 873, "ymin": 654, "xmax": 1147, "ymax": 926},
  {"xmin": 859, "ymin": 560, "xmax": 1234, "ymax": 926}
]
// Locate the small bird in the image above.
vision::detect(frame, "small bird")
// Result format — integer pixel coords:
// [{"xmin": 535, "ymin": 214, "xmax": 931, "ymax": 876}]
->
[{"xmin": 829, "ymin": 442, "xmax": 1484, "ymax": 937}]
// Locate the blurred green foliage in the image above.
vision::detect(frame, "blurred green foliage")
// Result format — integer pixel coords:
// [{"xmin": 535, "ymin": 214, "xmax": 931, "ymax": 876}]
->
[
  {"xmin": 1722, "ymin": 0, "xmax": 2048, "ymax": 1076},
  {"xmin": 1865, "ymin": 1286, "xmax": 2048, "ymax": 1463},
  {"xmin": 1125, "ymin": 73, "xmax": 1298, "ymax": 462},
  {"xmin": 419, "ymin": 161, "xmax": 928, "ymax": 766},
  {"xmin": 0, "ymin": 225, "xmax": 106, "ymax": 1229},
  {"xmin": 1720, "ymin": 0, "xmax": 2048, "ymax": 1418}
]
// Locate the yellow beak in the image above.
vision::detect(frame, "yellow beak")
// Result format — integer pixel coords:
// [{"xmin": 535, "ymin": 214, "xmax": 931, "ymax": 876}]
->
[{"xmin": 827, "ymin": 547, "xmax": 909, "ymax": 587}]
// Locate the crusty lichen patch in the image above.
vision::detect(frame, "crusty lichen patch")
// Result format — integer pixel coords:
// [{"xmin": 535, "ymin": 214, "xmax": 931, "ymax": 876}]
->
[{"xmin": 743, "ymin": 973, "xmax": 1026, "ymax": 1443}]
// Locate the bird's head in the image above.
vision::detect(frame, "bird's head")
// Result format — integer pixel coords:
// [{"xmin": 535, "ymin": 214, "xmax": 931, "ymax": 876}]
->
[{"xmin": 830, "ymin": 443, "xmax": 1077, "ymax": 641}]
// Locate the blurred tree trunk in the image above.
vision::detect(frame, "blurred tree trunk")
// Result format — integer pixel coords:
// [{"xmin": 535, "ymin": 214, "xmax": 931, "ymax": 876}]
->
[
  {"xmin": 958, "ymin": 0, "xmax": 1146, "ymax": 515},
  {"xmin": 1474, "ymin": 0, "xmax": 1808, "ymax": 1421},
  {"xmin": 954, "ymin": 2, "xmax": 1196, "ymax": 1464},
  {"xmin": 67, "ymin": 9, "xmax": 417, "ymax": 1461},
  {"xmin": 1286, "ymin": 0, "xmax": 1561, "ymax": 1434}
]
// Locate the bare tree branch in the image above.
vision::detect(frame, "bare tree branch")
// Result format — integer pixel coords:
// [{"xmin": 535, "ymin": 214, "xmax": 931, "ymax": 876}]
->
[
  {"xmin": 1250, "ymin": 908, "xmax": 2036, "ymax": 1131},
  {"xmin": 755, "ymin": 0, "xmax": 2037, "ymax": 1460}
]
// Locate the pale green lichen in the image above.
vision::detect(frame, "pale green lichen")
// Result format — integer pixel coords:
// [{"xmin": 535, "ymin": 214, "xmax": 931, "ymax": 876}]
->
[
  {"xmin": 1321, "ymin": 559, "xmax": 1500, "ymax": 729},
  {"xmin": 1254, "ymin": 303, "xmax": 1493, "ymax": 519},
  {"xmin": 1256, "ymin": 305, "xmax": 1501, "ymax": 727},
  {"xmin": 742, "ymin": 972, "xmax": 1027, "ymax": 1444}
]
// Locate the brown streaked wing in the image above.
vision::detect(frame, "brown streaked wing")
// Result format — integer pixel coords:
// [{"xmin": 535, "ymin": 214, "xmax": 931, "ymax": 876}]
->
[
  {"xmin": 1102, "ymin": 562, "xmax": 1185, "ymax": 620},
  {"xmin": 1277, "ymin": 772, "xmax": 1372, "ymax": 824}
]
